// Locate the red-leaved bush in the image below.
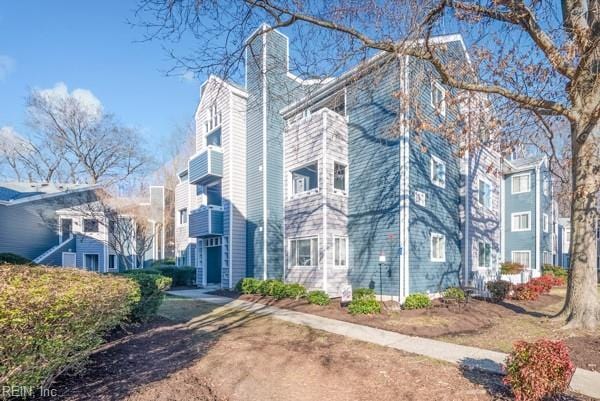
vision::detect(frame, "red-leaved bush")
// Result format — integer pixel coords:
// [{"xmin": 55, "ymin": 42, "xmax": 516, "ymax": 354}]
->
[
  {"xmin": 512, "ymin": 283, "xmax": 541, "ymax": 301},
  {"xmin": 504, "ymin": 339, "xmax": 575, "ymax": 401}
]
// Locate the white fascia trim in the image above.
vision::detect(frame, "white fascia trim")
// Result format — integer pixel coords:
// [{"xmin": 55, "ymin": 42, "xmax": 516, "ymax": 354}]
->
[
  {"xmin": 228, "ymin": 91, "xmax": 234, "ymax": 288},
  {"xmin": 0, "ymin": 185, "xmax": 102, "ymax": 206},
  {"xmin": 500, "ymin": 170, "xmax": 506, "ymax": 261},
  {"xmin": 262, "ymin": 31, "xmax": 268, "ymax": 280},
  {"xmin": 535, "ymin": 165, "xmax": 541, "ymax": 270},
  {"xmin": 463, "ymin": 148, "xmax": 470, "ymax": 285},
  {"xmin": 400, "ymin": 54, "xmax": 411, "ymax": 301},
  {"xmin": 322, "ymin": 112, "xmax": 329, "ymax": 292}
]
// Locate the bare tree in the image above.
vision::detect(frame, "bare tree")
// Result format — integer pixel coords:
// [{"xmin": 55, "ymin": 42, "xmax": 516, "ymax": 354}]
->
[
  {"xmin": 136, "ymin": 0, "xmax": 599, "ymax": 328},
  {"xmin": 1, "ymin": 85, "xmax": 152, "ymax": 187}
]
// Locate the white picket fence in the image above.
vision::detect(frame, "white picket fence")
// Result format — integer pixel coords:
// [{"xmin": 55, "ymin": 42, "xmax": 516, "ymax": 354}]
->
[{"xmin": 471, "ymin": 269, "xmax": 533, "ymax": 298}]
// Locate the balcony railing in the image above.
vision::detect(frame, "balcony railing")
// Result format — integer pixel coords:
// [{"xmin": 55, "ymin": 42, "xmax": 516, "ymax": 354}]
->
[
  {"xmin": 189, "ymin": 206, "xmax": 224, "ymax": 238},
  {"xmin": 188, "ymin": 146, "xmax": 223, "ymax": 185}
]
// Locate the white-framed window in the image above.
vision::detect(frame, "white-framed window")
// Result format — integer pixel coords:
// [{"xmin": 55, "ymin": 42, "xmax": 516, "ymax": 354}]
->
[
  {"xmin": 206, "ymin": 103, "xmax": 221, "ymax": 133},
  {"xmin": 430, "ymin": 155, "xmax": 446, "ymax": 188},
  {"xmin": 179, "ymin": 208, "xmax": 188, "ymax": 225},
  {"xmin": 478, "ymin": 179, "xmax": 492, "ymax": 209},
  {"xmin": 108, "ymin": 254, "xmax": 118, "ymax": 270},
  {"xmin": 333, "ymin": 162, "xmax": 347, "ymax": 193},
  {"xmin": 564, "ymin": 227, "xmax": 571, "ymax": 250},
  {"xmin": 430, "ymin": 233, "xmax": 446, "ymax": 262},
  {"xmin": 512, "ymin": 173, "xmax": 530, "ymax": 194},
  {"xmin": 415, "ymin": 191, "xmax": 426, "ymax": 206},
  {"xmin": 289, "ymin": 237, "xmax": 319, "ymax": 267},
  {"xmin": 543, "ymin": 251, "xmax": 552, "ymax": 265},
  {"xmin": 430, "ymin": 81, "xmax": 446, "ymax": 116},
  {"xmin": 290, "ymin": 162, "xmax": 319, "ymax": 196},
  {"xmin": 205, "ymin": 237, "xmax": 222, "ymax": 247},
  {"xmin": 511, "ymin": 212, "xmax": 531, "ymax": 232},
  {"xmin": 511, "ymin": 250, "xmax": 531, "ymax": 269},
  {"xmin": 206, "ymin": 128, "xmax": 221, "ymax": 147},
  {"xmin": 543, "ymin": 213, "xmax": 549, "ymax": 233},
  {"xmin": 478, "ymin": 241, "xmax": 492, "ymax": 268},
  {"xmin": 334, "ymin": 237, "xmax": 347, "ymax": 267},
  {"xmin": 543, "ymin": 177, "xmax": 550, "ymax": 196},
  {"xmin": 83, "ymin": 218, "xmax": 99, "ymax": 233}
]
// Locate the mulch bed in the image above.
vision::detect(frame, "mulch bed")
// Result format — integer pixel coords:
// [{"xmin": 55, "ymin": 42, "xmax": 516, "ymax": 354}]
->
[{"xmin": 209, "ymin": 288, "xmax": 600, "ymax": 372}]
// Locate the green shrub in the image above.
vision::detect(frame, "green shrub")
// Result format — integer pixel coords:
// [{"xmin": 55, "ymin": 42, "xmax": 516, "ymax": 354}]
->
[
  {"xmin": 0, "ymin": 252, "xmax": 35, "ymax": 265},
  {"xmin": 403, "ymin": 293, "xmax": 432, "ymax": 310},
  {"xmin": 154, "ymin": 266, "xmax": 195, "ymax": 286},
  {"xmin": 118, "ymin": 271, "xmax": 172, "ymax": 322},
  {"xmin": 348, "ymin": 298, "xmax": 381, "ymax": 314},
  {"xmin": 543, "ymin": 264, "xmax": 568, "ymax": 279},
  {"xmin": 236, "ymin": 277, "xmax": 262, "ymax": 294},
  {"xmin": 486, "ymin": 280, "xmax": 512, "ymax": 303},
  {"xmin": 284, "ymin": 283, "xmax": 307, "ymax": 299},
  {"xmin": 270, "ymin": 280, "xmax": 289, "ymax": 299},
  {"xmin": 151, "ymin": 258, "xmax": 175, "ymax": 267},
  {"xmin": 353, "ymin": 287, "xmax": 376, "ymax": 300},
  {"xmin": 504, "ymin": 339, "xmax": 575, "ymax": 401},
  {"xmin": 0, "ymin": 264, "xmax": 139, "ymax": 392},
  {"xmin": 443, "ymin": 287, "xmax": 465, "ymax": 302},
  {"xmin": 307, "ymin": 290, "xmax": 330, "ymax": 305}
]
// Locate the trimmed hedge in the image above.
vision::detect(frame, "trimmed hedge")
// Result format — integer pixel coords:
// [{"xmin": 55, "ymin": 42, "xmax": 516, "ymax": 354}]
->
[
  {"xmin": 154, "ymin": 266, "xmax": 195, "ymax": 286},
  {"xmin": 0, "ymin": 253, "xmax": 35, "ymax": 265},
  {"xmin": 118, "ymin": 270, "xmax": 172, "ymax": 322},
  {"xmin": 486, "ymin": 280, "xmax": 512, "ymax": 303},
  {"xmin": 443, "ymin": 287, "xmax": 465, "ymax": 302},
  {"xmin": 347, "ymin": 288, "xmax": 381, "ymax": 314},
  {"xmin": 0, "ymin": 265, "xmax": 139, "ymax": 392}
]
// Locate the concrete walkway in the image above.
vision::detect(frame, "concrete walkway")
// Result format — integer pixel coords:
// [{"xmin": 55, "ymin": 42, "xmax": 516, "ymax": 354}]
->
[{"xmin": 168, "ymin": 289, "xmax": 600, "ymax": 399}]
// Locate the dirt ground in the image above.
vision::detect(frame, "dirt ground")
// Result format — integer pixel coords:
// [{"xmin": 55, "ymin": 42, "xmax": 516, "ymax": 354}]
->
[
  {"xmin": 39, "ymin": 297, "xmax": 593, "ymax": 401},
  {"xmin": 212, "ymin": 286, "xmax": 600, "ymax": 371}
]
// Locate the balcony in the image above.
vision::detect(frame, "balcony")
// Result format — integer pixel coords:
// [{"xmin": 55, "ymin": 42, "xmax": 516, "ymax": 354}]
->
[
  {"xmin": 189, "ymin": 206, "xmax": 224, "ymax": 238},
  {"xmin": 188, "ymin": 146, "xmax": 223, "ymax": 185}
]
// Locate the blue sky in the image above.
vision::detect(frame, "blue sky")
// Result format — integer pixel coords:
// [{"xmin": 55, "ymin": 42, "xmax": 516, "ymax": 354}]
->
[{"xmin": 0, "ymin": 1, "xmax": 201, "ymax": 162}]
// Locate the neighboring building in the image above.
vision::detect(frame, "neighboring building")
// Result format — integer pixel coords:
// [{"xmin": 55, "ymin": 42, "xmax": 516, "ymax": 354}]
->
[
  {"xmin": 0, "ymin": 182, "xmax": 99, "ymax": 261},
  {"xmin": 138, "ymin": 185, "xmax": 170, "ymax": 266},
  {"xmin": 501, "ymin": 157, "xmax": 553, "ymax": 277},
  {"xmin": 555, "ymin": 216, "xmax": 600, "ymax": 271},
  {"xmin": 174, "ymin": 24, "xmax": 559, "ymax": 299}
]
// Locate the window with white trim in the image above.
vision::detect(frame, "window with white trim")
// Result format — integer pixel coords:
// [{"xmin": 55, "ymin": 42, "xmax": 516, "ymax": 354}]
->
[
  {"xmin": 478, "ymin": 241, "xmax": 491, "ymax": 268},
  {"xmin": 543, "ymin": 177, "xmax": 550, "ymax": 196},
  {"xmin": 206, "ymin": 128, "xmax": 221, "ymax": 147},
  {"xmin": 431, "ymin": 233, "xmax": 446, "ymax": 262},
  {"xmin": 430, "ymin": 156, "xmax": 446, "ymax": 188},
  {"xmin": 512, "ymin": 174, "xmax": 530, "ymax": 194},
  {"xmin": 289, "ymin": 238, "xmax": 319, "ymax": 267},
  {"xmin": 333, "ymin": 162, "xmax": 347, "ymax": 192},
  {"xmin": 512, "ymin": 212, "xmax": 531, "ymax": 231},
  {"xmin": 543, "ymin": 213, "xmax": 549, "ymax": 233},
  {"xmin": 83, "ymin": 218, "xmax": 99, "ymax": 233},
  {"xmin": 334, "ymin": 237, "xmax": 347, "ymax": 267},
  {"xmin": 512, "ymin": 251, "xmax": 531, "ymax": 269},
  {"xmin": 206, "ymin": 103, "xmax": 221, "ymax": 133},
  {"xmin": 291, "ymin": 162, "xmax": 318, "ymax": 195},
  {"xmin": 478, "ymin": 179, "xmax": 492, "ymax": 208},
  {"xmin": 543, "ymin": 251, "xmax": 552, "ymax": 265},
  {"xmin": 179, "ymin": 208, "xmax": 188, "ymax": 225},
  {"xmin": 431, "ymin": 81, "xmax": 446, "ymax": 116}
]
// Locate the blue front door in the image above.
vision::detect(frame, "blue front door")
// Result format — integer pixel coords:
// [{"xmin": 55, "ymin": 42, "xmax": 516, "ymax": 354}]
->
[{"xmin": 206, "ymin": 245, "xmax": 221, "ymax": 284}]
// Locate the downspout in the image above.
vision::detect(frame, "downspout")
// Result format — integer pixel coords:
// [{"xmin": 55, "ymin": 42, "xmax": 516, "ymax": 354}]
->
[
  {"xmin": 262, "ymin": 27, "xmax": 268, "ymax": 280},
  {"xmin": 322, "ymin": 111, "xmax": 329, "ymax": 293},
  {"xmin": 535, "ymin": 165, "xmax": 541, "ymax": 274}
]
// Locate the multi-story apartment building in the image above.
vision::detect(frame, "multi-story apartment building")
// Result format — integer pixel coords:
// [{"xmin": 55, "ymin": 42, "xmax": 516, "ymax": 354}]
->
[{"xmin": 175, "ymin": 24, "xmax": 558, "ymax": 299}]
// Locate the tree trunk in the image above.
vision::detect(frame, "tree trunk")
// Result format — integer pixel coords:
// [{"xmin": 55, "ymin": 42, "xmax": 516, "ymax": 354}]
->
[{"xmin": 560, "ymin": 122, "xmax": 600, "ymax": 330}]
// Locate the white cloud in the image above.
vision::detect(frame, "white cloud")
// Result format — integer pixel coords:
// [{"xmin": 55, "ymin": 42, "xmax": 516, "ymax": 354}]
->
[
  {"xmin": 38, "ymin": 82, "xmax": 103, "ymax": 120},
  {"xmin": 181, "ymin": 70, "xmax": 196, "ymax": 82},
  {"xmin": 0, "ymin": 55, "xmax": 15, "ymax": 81}
]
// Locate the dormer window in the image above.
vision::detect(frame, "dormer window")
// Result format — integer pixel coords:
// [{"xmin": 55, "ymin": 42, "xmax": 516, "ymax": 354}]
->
[{"xmin": 431, "ymin": 81, "xmax": 446, "ymax": 116}]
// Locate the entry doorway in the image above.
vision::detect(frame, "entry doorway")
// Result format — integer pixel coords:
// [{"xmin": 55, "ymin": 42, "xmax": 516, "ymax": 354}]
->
[
  {"xmin": 60, "ymin": 218, "xmax": 72, "ymax": 241},
  {"xmin": 205, "ymin": 237, "xmax": 221, "ymax": 284}
]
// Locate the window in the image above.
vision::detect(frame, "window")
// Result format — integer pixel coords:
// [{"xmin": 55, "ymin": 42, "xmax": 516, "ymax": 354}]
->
[
  {"xmin": 289, "ymin": 238, "xmax": 318, "ymax": 267},
  {"xmin": 430, "ymin": 233, "xmax": 446, "ymax": 262},
  {"xmin": 512, "ymin": 251, "xmax": 531, "ymax": 269},
  {"xmin": 543, "ymin": 177, "xmax": 550, "ymax": 196},
  {"xmin": 543, "ymin": 251, "xmax": 552, "ymax": 265},
  {"xmin": 334, "ymin": 237, "xmax": 347, "ymax": 267},
  {"xmin": 108, "ymin": 254, "xmax": 116, "ymax": 270},
  {"xmin": 430, "ymin": 156, "xmax": 446, "ymax": 188},
  {"xmin": 333, "ymin": 162, "xmax": 346, "ymax": 192},
  {"xmin": 431, "ymin": 81, "xmax": 446, "ymax": 116},
  {"xmin": 179, "ymin": 208, "xmax": 188, "ymax": 225},
  {"xmin": 564, "ymin": 227, "xmax": 571, "ymax": 250},
  {"xmin": 206, "ymin": 182, "xmax": 222, "ymax": 206},
  {"xmin": 543, "ymin": 214, "xmax": 549, "ymax": 233},
  {"xmin": 83, "ymin": 218, "xmax": 99, "ymax": 233},
  {"xmin": 511, "ymin": 212, "xmax": 531, "ymax": 231},
  {"xmin": 512, "ymin": 174, "xmax": 530, "ymax": 194},
  {"xmin": 478, "ymin": 241, "xmax": 491, "ymax": 268},
  {"xmin": 291, "ymin": 163, "xmax": 318, "ymax": 195},
  {"xmin": 206, "ymin": 127, "xmax": 221, "ymax": 147},
  {"xmin": 84, "ymin": 254, "xmax": 99, "ymax": 272},
  {"xmin": 478, "ymin": 179, "xmax": 492, "ymax": 208},
  {"xmin": 206, "ymin": 104, "xmax": 221, "ymax": 132},
  {"xmin": 415, "ymin": 191, "xmax": 426, "ymax": 206}
]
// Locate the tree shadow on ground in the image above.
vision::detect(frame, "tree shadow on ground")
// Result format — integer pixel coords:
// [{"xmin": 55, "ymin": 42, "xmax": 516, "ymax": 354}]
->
[{"xmin": 38, "ymin": 300, "xmax": 265, "ymax": 401}]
